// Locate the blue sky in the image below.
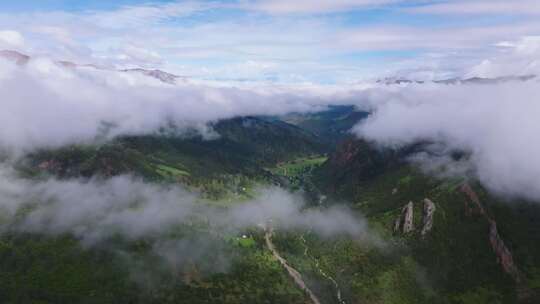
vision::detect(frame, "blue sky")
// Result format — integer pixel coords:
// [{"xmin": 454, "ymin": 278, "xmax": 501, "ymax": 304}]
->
[
  {"xmin": 0, "ymin": 0, "xmax": 539, "ymax": 83},
  {"xmin": 1, "ymin": 1, "xmax": 166, "ymax": 12}
]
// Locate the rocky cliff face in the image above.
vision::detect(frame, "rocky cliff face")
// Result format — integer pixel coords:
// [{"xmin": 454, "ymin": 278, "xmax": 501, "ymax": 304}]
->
[
  {"xmin": 394, "ymin": 199, "xmax": 436, "ymax": 236},
  {"xmin": 319, "ymin": 138, "xmax": 423, "ymax": 196},
  {"xmin": 460, "ymin": 183, "xmax": 486, "ymax": 216},
  {"xmin": 394, "ymin": 201, "xmax": 415, "ymax": 234},
  {"xmin": 487, "ymin": 219, "xmax": 522, "ymax": 283},
  {"xmin": 122, "ymin": 68, "xmax": 185, "ymax": 84},
  {"xmin": 460, "ymin": 183, "xmax": 531, "ymax": 300},
  {"xmin": 421, "ymin": 198, "xmax": 436, "ymax": 236}
]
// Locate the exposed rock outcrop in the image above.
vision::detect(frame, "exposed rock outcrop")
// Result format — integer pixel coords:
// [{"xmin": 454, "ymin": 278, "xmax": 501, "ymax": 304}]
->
[
  {"xmin": 488, "ymin": 219, "xmax": 522, "ymax": 283},
  {"xmin": 460, "ymin": 183, "xmax": 532, "ymax": 301},
  {"xmin": 421, "ymin": 198, "xmax": 436, "ymax": 236},
  {"xmin": 460, "ymin": 183, "xmax": 486, "ymax": 216},
  {"xmin": 393, "ymin": 216, "xmax": 401, "ymax": 233},
  {"xmin": 402, "ymin": 202, "xmax": 414, "ymax": 233},
  {"xmin": 322, "ymin": 139, "xmax": 423, "ymax": 194},
  {"xmin": 394, "ymin": 201, "xmax": 414, "ymax": 234},
  {"xmin": 122, "ymin": 68, "xmax": 185, "ymax": 84}
]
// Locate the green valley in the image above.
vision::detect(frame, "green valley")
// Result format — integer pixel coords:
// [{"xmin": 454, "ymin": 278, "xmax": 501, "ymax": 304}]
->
[{"xmin": 1, "ymin": 108, "xmax": 539, "ymax": 304}]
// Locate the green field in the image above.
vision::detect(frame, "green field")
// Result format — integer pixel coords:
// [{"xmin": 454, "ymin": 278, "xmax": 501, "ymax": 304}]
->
[
  {"xmin": 269, "ymin": 156, "xmax": 328, "ymax": 177},
  {"xmin": 155, "ymin": 164, "xmax": 190, "ymax": 178}
]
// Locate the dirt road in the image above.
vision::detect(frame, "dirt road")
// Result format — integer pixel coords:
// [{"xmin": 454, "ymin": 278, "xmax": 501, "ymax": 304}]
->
[{"xmin": 264, "ymin": 224, "xmax": 322, "ymax": 304}]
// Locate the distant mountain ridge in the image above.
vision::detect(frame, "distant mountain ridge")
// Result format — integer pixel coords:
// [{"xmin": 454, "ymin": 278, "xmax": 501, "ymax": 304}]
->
[
  {"xmin": 4, "ymin": 49, "xmax": 536, "ymax": 87},
  {"xmin": 377, "ymin": 74, "xmax": 537, "ymax": 85},
  {"xmin": 24, "ymin": 116, "xmax": 326, "ymax": 182},
  {"xmin": 281, "ymin": 105, "xmax": 369, "ymax": 145},
  {"xmin": 0, "ymin": 49, "xmax": 186, "ymax": 84}
]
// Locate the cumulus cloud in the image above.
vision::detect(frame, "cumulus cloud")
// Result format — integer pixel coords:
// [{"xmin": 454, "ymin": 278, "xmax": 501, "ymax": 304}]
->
[
  {"xmin": 353, "ymin": 80, "xmax": 540, "ymax": 201},
  {"xmin": 467, "ymin": 36, "xmax": 540, "ymax": 78},
  {"xmin": 0, "ymin": 30, "xmax": 24, "ymax": 48}
]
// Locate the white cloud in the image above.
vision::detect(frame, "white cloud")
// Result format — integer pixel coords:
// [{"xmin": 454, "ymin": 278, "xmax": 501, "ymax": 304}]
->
[
  {"xmin": 31, "ymin": 26, "xmax": 74, "ymax": 46},
  {"xmin": 114, "ymin": 44, "xmax": 163, "ymax": 66},
  {"xmin": 0, "ymin": 1, "xmax": 538, "ymax": 81},
  {"xmin": 410, "ymin": 0, "xmax": 540, "ymax": 15},
  {"xmin": 0, "ymin": 30, "xmax": 24, "ymax": 48},
  {"xmin": 338, "ymin": 22, "xmax": 540, "ymax": 51},
  {"xmin": 353, "ymin": 80, "xmax": 540, "ymax": 201},
  {"xmin": 240, "ymin": 0, "xmax": 401, "ymax": 14},
  {"xmin": 0, "ymin": 166, "xmax": 374, "ymax": 253},
  {"xmin": 467, "ymin": 36, "xmax": 540, "ymax": 77},
  {"xmin": 88, "ymin": 1, "xmax": 213, "ymax": 28},
  {"xmin": 0, "ymin": 58, "xmax": 366, "ymax": 154}
]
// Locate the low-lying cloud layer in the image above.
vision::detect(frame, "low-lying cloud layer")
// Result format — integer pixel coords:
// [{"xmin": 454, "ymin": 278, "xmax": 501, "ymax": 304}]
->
[
  {"xmin": 0, "ymin": 57, "xmax": 362, "ymax": 154},
  {"xmin": 4, "ymin": 51, "xmax": 540, "ymax": 204},
  {"xmin": 353, "ymin": 80, "xmax": 540, "ymax": 201},
  {"xmin": 0, "ymin": 166, "xmax": 373, "ymax": 255}
]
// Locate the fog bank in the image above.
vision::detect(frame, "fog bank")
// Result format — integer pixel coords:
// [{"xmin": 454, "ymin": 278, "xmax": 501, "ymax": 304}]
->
[
  {"xmin": 0, "ymin": 166, "xmax": 374, "ymax": 267},
  {"xmin": 0, "ymin": 57, "xmax": 365, "ymax": 154},
  {"xmin": 353, "ymin": 80, "xmax": 540, "ymax": 201}
]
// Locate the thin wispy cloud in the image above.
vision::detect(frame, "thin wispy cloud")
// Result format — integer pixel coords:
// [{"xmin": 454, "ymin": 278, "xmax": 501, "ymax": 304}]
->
[
  {"xmin": 238, "ymin": 0, "xmax": 403, "ymax": 15},
  {"xmin": 410, "ymin": 0, "xmax": 540, "ymax": 16},
  {"xmin": 87, "ymin": 1, "xmax": 215, "ymax": 28},
  {"xmin": 0, "ymin": 0, "xmax": 538, "ymax": 82}
]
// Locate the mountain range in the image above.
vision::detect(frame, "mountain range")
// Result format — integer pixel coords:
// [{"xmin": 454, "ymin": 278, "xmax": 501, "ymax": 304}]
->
[{"xmin": 1, "ymin": 51, "xmax": 540, "ymax": 304}]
